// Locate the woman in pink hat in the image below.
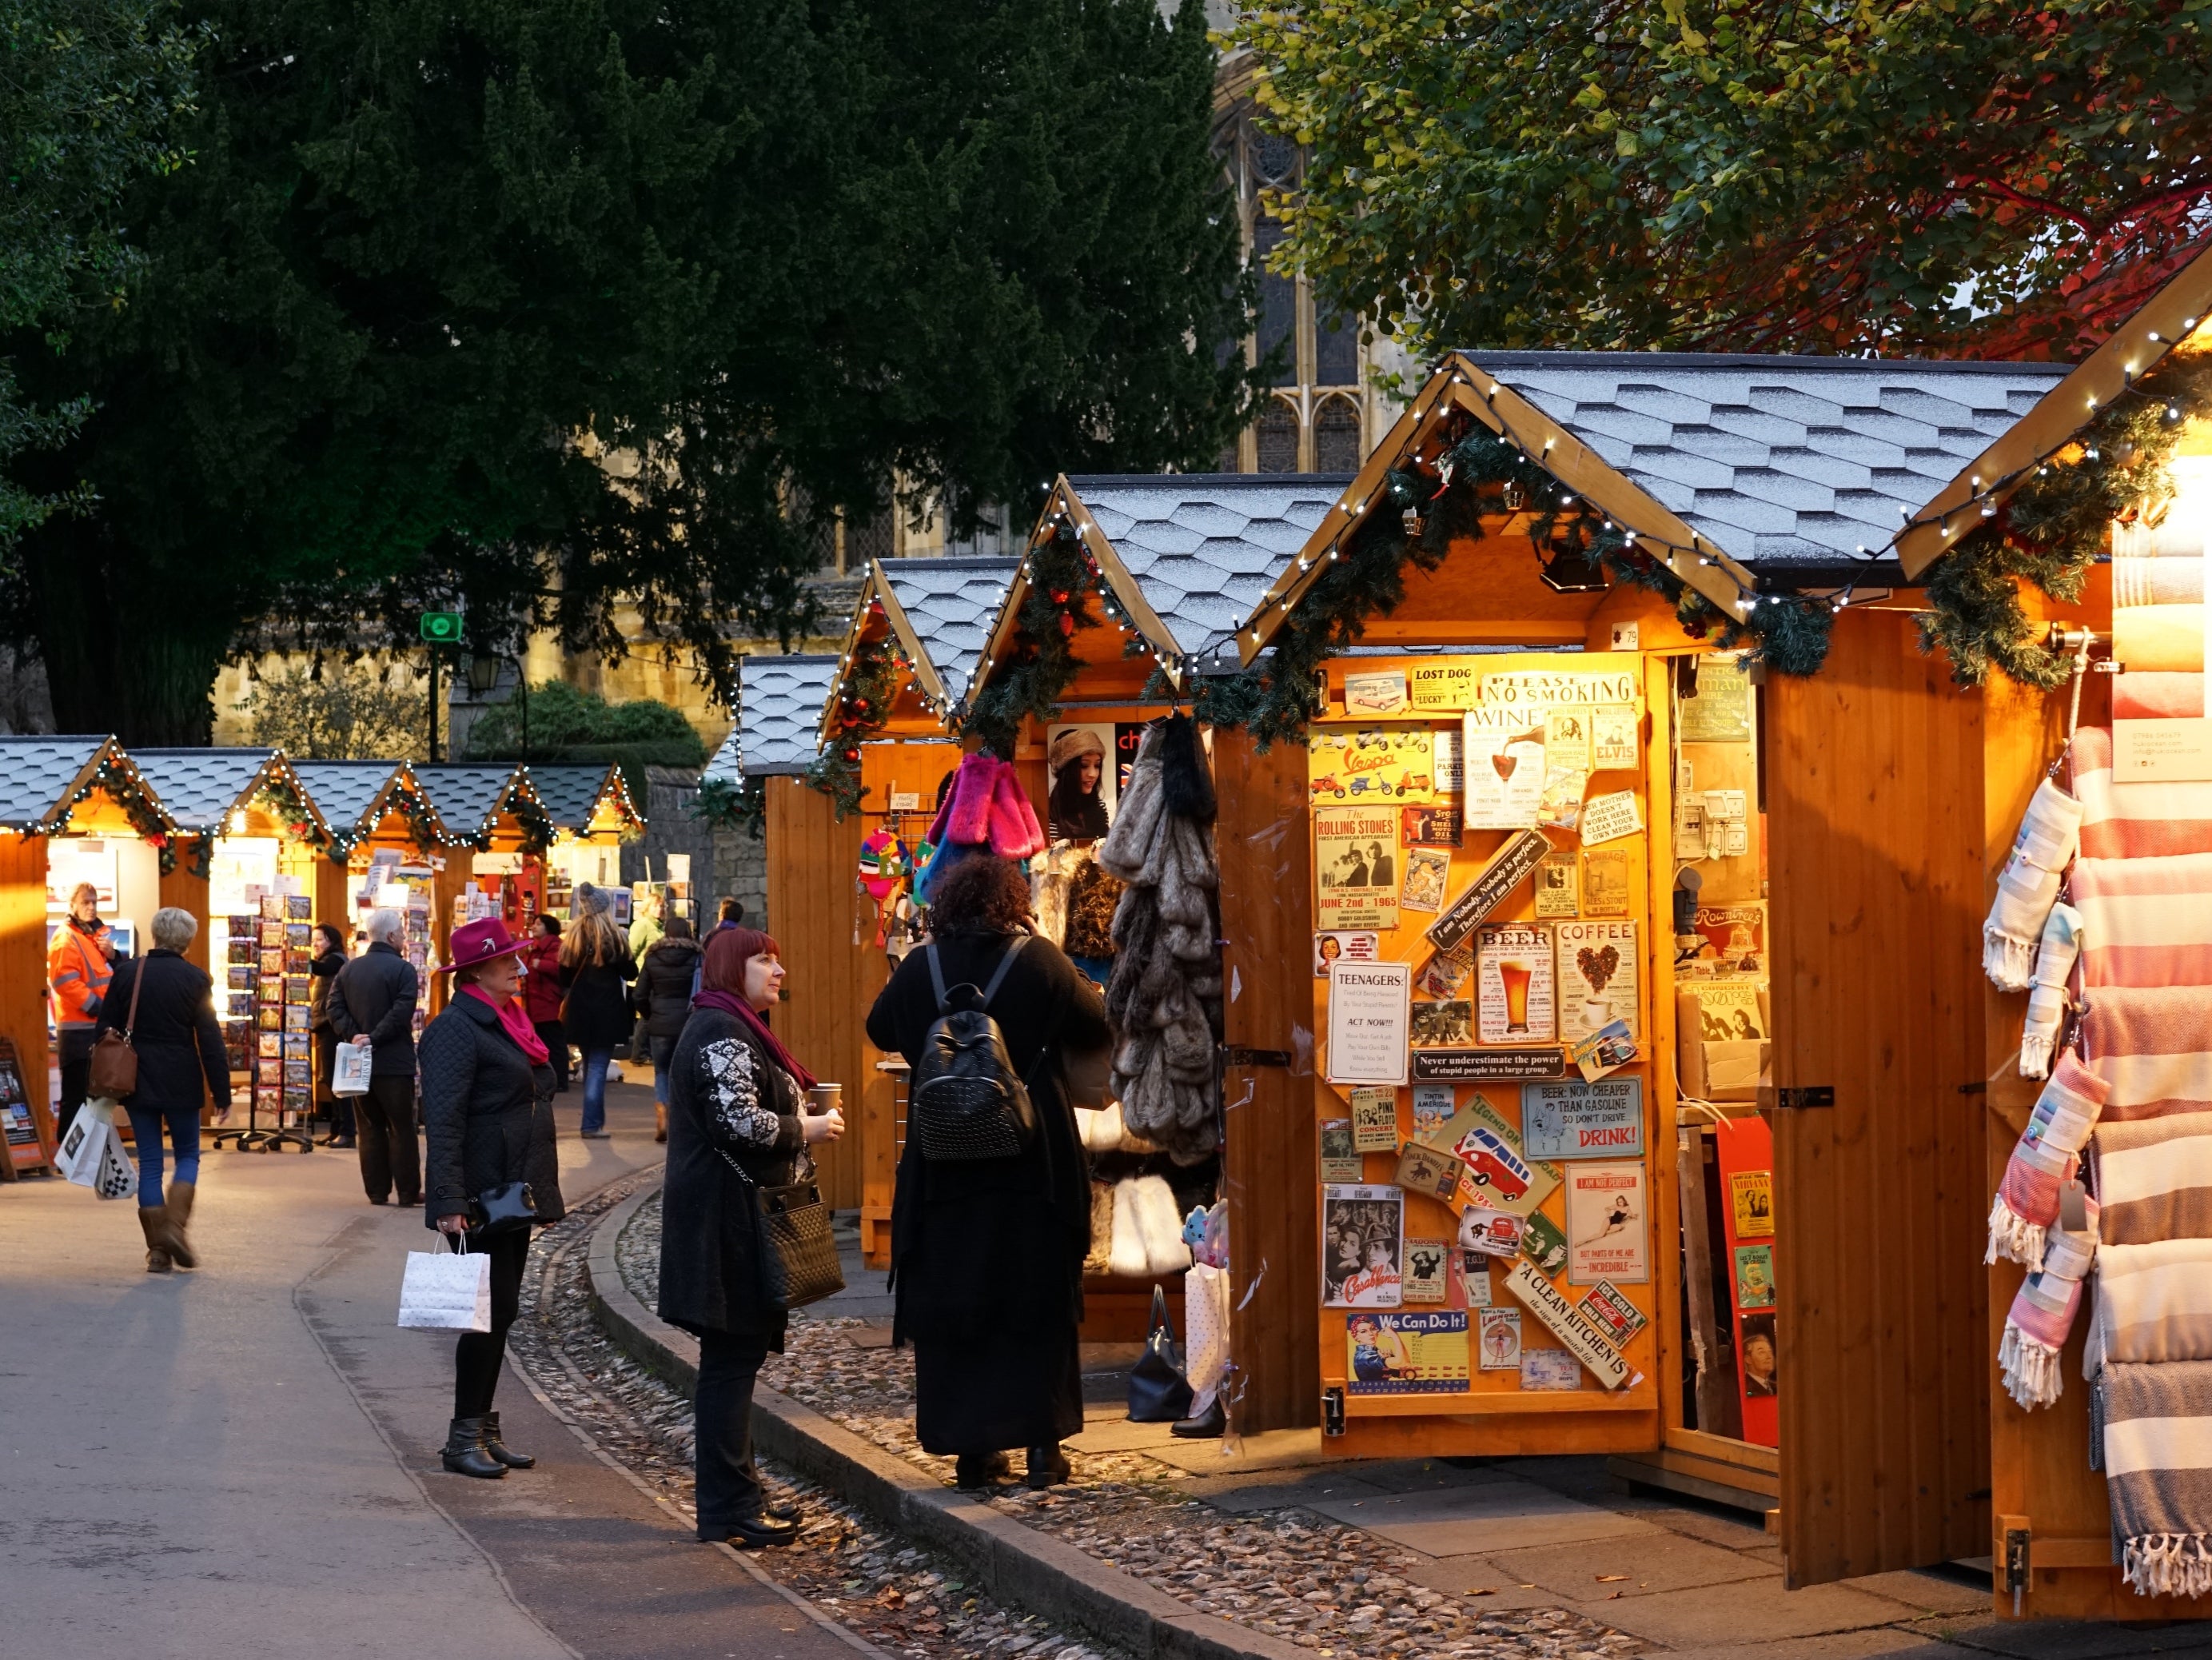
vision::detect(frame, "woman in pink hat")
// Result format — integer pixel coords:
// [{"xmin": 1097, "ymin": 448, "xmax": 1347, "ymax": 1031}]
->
[{"xmin": 417, "ymin": 918, "xmax": 565, "ymax": 1480}]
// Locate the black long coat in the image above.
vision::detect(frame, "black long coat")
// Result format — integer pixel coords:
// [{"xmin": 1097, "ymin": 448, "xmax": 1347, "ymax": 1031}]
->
[
  {"xmin": 418, "ymin": 992, "xmax": 564, "ymax": 1231},
  {"xmin": 95, "ymin": 949, "xmax": 231, "ymax": 1115},
  {"xmin": 559, "ymin": 952, "xmax": 636, "ymax": 1050},
  {"xmin": 631, "ymin": 936, "xmax": 703, "ymax": 1039},
  {"xmin": 657, "ymin": 1005, "xmax": 805, "ymax": 1343},
  {"xmin": 867, "ymin": 930, "xmax": 1108, "ymax": 1345}
]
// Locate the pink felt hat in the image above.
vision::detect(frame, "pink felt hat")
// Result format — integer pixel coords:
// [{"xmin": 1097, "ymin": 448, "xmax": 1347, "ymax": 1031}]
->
[{"xmin": 439, "ymin": 916, "xmax": 532, "ymax": 974}]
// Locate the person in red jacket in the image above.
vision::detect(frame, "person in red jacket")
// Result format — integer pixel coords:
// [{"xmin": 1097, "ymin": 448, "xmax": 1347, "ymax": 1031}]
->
[
  {"xmin": 522, "ymin": 914, "xmax": 570, "ymax": 1093},
  {"xmin": 47, "ymin": 882, "xmax": 116, "ymax": 1135}
]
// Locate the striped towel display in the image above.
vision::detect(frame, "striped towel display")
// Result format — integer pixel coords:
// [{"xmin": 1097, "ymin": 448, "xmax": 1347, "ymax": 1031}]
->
[
  {"xmin": 2093, "ymin": 1239, "xmax": 2212, "ymax": 1365},
  {"xmin": 2097, "ymin": 1111, "xmax": 2212, "ymax": 1246},
  {"xmin": 2021, "ymin": 902, "xmax": 2085, "ymax": 1079},
  {"xmin": 2097, "ymin": 1360, "xmax": 2212, "ymax": 1596},
  {"xmin": 2074, "ymin": 726, "xmax": 2212, "ymax": 862},
  {"xmin": 2000, "ymin": 1199, "xmax": 2099, "ymax": 1409},
  {"xmin": 1987, "ymin": 1052, "xmax": 2107, "ymax": 1269},
  {"xmin": 1984, "ymin": 776, "xmax": 2082, "ymax": 990}
]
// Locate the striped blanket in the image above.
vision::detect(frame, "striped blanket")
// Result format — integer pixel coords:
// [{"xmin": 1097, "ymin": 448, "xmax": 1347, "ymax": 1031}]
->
[
  {"xmin": 2066, "ymin": 727, "xmax": 2212, "ymax": 1594},
  {"xmin": 2097, "ymin": 1361, "xmax": 2212, "ymax": 1596}
]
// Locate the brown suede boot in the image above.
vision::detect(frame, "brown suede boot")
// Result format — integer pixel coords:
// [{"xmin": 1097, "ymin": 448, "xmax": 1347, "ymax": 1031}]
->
[
  {"xmin": 138, "ymin": 1208, "xmax": 173, "ymax": 1273},
  {"xmin": 163, "ymin": 1180, "xmax": 198, "ymax": 1269},
  {"xmin": 655, "ymin": 1103, "xmax": 668, "ymax": 1144}
]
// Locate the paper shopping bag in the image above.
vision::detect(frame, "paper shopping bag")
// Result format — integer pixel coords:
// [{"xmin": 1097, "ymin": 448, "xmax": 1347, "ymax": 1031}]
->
[
  {"xmin": 56, "ymin": 1099, "xmax": 136, "ymax": 1199},
  {"xmin": 332, "ymin": 1041, "xmax": 373, "ymax": 1097},
  {"xmin": 1183, "ymin": 1261, "xmax": 1230, "ymax": 1403},
  {"xmin": 397, "ymin": 1240, "xmax": 492, "ymax": 1331}
]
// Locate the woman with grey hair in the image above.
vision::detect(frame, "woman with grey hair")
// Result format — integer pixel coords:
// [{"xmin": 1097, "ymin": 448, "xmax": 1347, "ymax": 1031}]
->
[{"xmin": 94, "ymin": 907, "xmax": 231, "ymax": 1271}]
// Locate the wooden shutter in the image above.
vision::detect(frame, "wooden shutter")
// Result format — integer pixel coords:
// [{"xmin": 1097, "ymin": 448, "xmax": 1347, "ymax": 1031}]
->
[{"xmin": 1764, "ymin": 609, "xmax": 1991, "ymax": 1585}]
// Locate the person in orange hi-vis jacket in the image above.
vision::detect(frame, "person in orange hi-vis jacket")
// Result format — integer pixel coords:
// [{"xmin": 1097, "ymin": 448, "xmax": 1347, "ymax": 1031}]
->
[{"xmin": 49, "ymin": 880, "xmax": 117, "ymax": 1136}]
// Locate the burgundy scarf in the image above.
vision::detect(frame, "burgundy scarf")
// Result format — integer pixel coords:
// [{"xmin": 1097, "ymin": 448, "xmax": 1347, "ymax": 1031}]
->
[
  {"xmin": 696, "ymin": 928, "xmax": 817, "ymax": 1091},
  {"xmin": 462, "ymin": 983, "xmax": 551, "ymax": 1064}
]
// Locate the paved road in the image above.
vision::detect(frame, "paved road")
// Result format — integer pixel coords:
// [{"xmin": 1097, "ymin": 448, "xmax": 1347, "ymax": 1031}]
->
[{"xmin": 0, "ymin": 1078, "xmax": 857, "ymax": 1660}]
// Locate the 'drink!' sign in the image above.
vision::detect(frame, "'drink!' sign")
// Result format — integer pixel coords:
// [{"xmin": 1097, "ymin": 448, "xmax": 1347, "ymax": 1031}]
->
[{"xmin": 1521, "ymin": 1078, "xmax": 1644, "ymax": 1160}]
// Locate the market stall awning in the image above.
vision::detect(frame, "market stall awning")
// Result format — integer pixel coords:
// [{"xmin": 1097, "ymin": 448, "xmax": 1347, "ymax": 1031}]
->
[
  {"xmin": 968, "ymin": 473, "xmax": 1348, "ymax": 708},
  {"xmin": 128, "ymin": 748, "xmax": 328, "ymax": 840},
  {"xmin": 823, "ymin": 557, "xmax": 1018, "ymax": 733},
  {"xmin": 290, "ymin": 759, "xmax": 448, "ymax": 852},
  {"xmin": 0, "ymin": 736, "xmax": 120, "ymax": 832},
  {"xmin": 735, "ymin": 654, "xmax": 839, "ymax": 776},
  {"xmin": 1238, "ymin": 352, "xmax": 2072, "ymax": 662},
  {"xmin": 524, "ymin": 763, "xmax": 642, "ymax": 839}
]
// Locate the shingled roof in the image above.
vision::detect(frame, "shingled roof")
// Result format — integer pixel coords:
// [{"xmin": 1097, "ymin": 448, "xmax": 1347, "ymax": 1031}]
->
[
  {"xmin": 128, "ymin": 749, "xmax": 284, "ymax": 834},
  {"xmin": 877, "ymin": 557, "xmax": 1018, "ymax": 705},
  {"xmin": 1470, "ymin": 353, "xmax": 2071, "ymax": 580},
  {"xmin": 291, "ymin": 760, "xmax": 422, "ymax": 839},
  {"xmin": 529, "ymin": 764, "xmax": 631, "ymax": 832},
  {"xmin": 414, "ymin": 764, "xmax": 526, "ymax": 839},
  {"xmin": 727, "ymin": 655, "xmax": 838, "ymax": 778},
  {"xmin": 0, "ymin": 736, "xmax": 112, "ymax": 831},
  {"xmin": 1068, "ymin": 474, "xmax": 1350, "ymax": 657}
]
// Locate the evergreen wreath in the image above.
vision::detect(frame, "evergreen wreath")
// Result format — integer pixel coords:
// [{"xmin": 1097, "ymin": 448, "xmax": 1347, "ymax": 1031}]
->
[
  {"xmin": 963, "ymin": 518, "xmax": 1106, "ymax": 756},
  {"xmin": 1919, "ymin": 353, "xmax": 2212, "ymax": 687},
  {"xmin": 804, "ymin": 625, "xmax": 899, "ymax": 819},
  {"xmin": 691, "ymin": 775, "xmax": 766, "ymax": 840}
]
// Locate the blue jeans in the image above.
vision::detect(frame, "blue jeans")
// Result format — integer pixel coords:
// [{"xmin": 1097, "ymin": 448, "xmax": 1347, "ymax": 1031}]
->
[
  {"xmin": 126, "ymin": 1102, "xmax": 201, "ymax": 1207},
  {"xmin": 579, "ymin": 1048, "xmax": 615, "ymax": 1131},
  {"xmin": 648, "ymin": 1035, "xmax": 678, "ymax": 1105}
]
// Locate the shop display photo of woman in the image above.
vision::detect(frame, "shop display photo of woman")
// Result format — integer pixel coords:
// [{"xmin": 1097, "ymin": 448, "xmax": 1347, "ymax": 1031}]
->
[{"xmin": 1047, "ymin": 727, "xmax": 1112, "ymax": 843}]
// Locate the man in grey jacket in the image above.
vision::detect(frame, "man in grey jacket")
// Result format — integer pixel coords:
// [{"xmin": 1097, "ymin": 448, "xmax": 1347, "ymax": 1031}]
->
[{"xmin": 329, "ymin": 908, "xmax": 421, "ymax": 1206}]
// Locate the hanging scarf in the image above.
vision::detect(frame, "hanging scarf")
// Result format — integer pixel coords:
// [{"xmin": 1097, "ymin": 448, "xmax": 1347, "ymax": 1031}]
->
[
  {"xmin": 462, "ymin": 983, "xmax": 550, "ymax": 1064},
  {"xmin": 695, "ymin": 927, "xmax": 818, "ymax": 1091}
]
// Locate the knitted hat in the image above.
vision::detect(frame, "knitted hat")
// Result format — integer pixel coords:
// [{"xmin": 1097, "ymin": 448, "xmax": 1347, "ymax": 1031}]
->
[{"xmin": 1050, "ymin": 728, "xmax": 1106, "ymax": 774}]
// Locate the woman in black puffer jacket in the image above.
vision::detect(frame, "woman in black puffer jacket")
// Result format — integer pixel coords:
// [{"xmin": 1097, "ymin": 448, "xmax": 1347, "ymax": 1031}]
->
[
  {"xmin": 419, "ymin": 918, "xmax": 564, "ymax": 1482},
  {"xmin": 631, "ymin": 916, "xmax": 701, "ymax": 1143}
]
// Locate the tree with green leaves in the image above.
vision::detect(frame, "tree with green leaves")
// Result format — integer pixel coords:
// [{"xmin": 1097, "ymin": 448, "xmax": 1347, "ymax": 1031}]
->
[
  {"xmin": 1, "ymin": 0, "xmax": 199, "ymax": 548},
  {"xmin": 1234, "ymin": 0, "xmax": 2212, "ymax": 361},
  {"xmin": 6, "ymin": 0, "xmax": 1260, "ymax": 744}
]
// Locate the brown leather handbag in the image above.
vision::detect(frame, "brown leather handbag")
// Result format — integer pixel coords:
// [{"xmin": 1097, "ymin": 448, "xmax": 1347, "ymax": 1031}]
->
[{"xmin": 86, "ymin": 954, "xmax": 143, "ymax": 1100}]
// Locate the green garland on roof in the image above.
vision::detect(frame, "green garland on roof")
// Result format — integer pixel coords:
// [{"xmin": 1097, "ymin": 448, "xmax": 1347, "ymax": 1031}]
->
[
  {"xmin": 505, "ymin": 786, "xmax": 556, "ymax": 856},
  {"xmin": 1920, "ymin": 354, "xmax": 2212, "ymax": 688},
  {"xmin": 963, "ymin": 521, "xmax": 1105, "ymax": 756},
  {"xmin": 1194, "ymin": 419, "xmax": 1831, "ymax": 744},
  {"xmin": 251, "ymin": 772, "xmax": 325, "ymax": 847},
  {"xmin": 804, "ymin": 627, "xmax": 899, "ymax": 820}
]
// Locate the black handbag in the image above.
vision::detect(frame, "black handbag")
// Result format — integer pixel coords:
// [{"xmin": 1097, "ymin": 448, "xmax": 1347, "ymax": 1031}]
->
[
  {"xmin": 720, "ymin": 1148, "xmax": 845, "ymax": 1311},
  {"xmin": 468, "ymin": 1180, "xmax": 538, "ymax": 1236},
  {"xmin": 1127, "ymin": 1285, "xmax": 1194, "ymax": 1423}
]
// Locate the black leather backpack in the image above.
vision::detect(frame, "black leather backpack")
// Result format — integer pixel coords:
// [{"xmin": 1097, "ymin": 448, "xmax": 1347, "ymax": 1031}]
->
[{"xmin": 910, "ymin": 937, "xmax": 1036, "ymax": 1162}]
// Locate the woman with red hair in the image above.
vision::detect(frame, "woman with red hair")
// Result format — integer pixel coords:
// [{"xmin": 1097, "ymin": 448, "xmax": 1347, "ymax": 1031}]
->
[{"xmin": 658, "ymin": 926, "xmax": 844, "ymax": 1548}]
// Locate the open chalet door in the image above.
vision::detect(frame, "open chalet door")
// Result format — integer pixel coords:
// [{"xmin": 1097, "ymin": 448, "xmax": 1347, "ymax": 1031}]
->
[{"xmin": 1764, "ymin": 609, "xmax": 1993, "ymax": 1586}]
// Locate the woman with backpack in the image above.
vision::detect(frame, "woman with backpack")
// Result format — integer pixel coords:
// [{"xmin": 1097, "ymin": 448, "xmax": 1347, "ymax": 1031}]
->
[{"xmin": 866, "ymin": 853, "xmax": 1110, "ymax": 1490}]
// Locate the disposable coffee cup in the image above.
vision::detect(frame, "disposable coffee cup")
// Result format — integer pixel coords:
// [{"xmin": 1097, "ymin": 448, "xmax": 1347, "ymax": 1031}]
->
[{"xmin": 808, "ymin": 1083, "xmax": 843, "ymax": 1117}]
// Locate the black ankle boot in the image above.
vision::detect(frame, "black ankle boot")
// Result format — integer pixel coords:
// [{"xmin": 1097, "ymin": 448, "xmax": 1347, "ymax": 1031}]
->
[
  {"xmin": 440, "ymin": 1417, "xmax": 506, "ymax": 1479},
  {"xmin": 1025, "ymin": 1444, "xmax": 1071, "ymax": 1489},
  {"xmin": 955, "ymin": 1451, "xmax": 1011, "ymax": 1489},
  {"xmin": 1171, "ymin": 1396, "xmax": 1226, "ymax": 1439},
  {"xmin": 481, "ymin": 1411, "xmax": 534, "ymax": 1469}
]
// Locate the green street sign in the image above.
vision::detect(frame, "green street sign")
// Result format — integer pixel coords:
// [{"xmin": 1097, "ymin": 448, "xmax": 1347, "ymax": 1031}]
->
[{"xmin": 420, "ymin": 612, "xmax": 464, "ymax": 644}]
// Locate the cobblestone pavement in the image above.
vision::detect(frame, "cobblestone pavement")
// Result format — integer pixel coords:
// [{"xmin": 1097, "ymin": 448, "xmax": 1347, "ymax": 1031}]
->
[
  {"xmin": 599, "ymin": 1190, "xmax": 1640, "ymax": 1660},
  {"xmin": 514, "ymin": 1172, "xmax": 1119, "ymax": 1660}
]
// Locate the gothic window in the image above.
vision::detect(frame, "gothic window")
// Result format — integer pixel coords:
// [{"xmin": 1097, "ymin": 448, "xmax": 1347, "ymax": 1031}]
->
[
  {"xmin": 1253, "ymin": 219, "xmax": 1297, "ymax": 389},
  {"xmin": 1313, "ymin": 397, "xmax": 1363, "ymax": 473},
  {"xmin": 1257, "ymin": 400, "xmax": 1301, "ymax": 473},
  {"xmin": 1315, "ymin": 310, "xmax": 1358, "ymax": 387}
]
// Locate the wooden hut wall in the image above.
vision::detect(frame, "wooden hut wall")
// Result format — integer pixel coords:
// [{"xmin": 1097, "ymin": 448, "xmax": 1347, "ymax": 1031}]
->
[
  {"xmin": 0, "ymin": 834, "xmax": 54, "ymax": 1157},
  {"xmin": 1214, "ymin": 728, "xmax": 1321, "ymax": 1433},
  {"xmin": 765, "ymin": 775, "xmax": 871, "ymax": 1210}
]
